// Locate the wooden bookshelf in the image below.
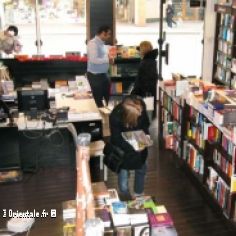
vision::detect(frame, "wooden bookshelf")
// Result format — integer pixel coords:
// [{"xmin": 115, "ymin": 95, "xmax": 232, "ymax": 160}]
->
[
  {"xmin": 159, "ymin": 80, "xmax": 236, "ymax": 223},
  {"xmin": 213, "ymin": 3, "xmax": 236, "ymax": 88}
]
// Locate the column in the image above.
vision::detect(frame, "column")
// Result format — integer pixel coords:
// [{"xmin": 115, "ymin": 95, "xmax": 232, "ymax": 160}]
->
[{"xmin": 134, "ymin": 0, "xmax": 146, "ymax": 26}]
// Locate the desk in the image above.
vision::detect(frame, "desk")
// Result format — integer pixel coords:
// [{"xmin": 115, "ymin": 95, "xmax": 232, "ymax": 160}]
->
[{"xmin": 0, "ymin": 93, "xmax": 103, "ymax": 170}]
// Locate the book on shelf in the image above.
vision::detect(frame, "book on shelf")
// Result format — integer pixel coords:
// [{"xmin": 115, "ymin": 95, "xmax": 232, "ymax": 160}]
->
[
  {"xmin": 110, "ymin": 82, "xmax": 123, "ymax": 94},
  {"xmin": 122, "ymin": 130, "xmax": 153, "ymax": 151},
  {"xmin": 231, "ymin": 175, "xmax": 236, "ymax": 192},
  {"xmin": 164, "ymin": 135, "xmax": 175, "ymax": 150},
  {"xmin": 214, "ymin": 108, "xmax": 236, "ymax": 125}
]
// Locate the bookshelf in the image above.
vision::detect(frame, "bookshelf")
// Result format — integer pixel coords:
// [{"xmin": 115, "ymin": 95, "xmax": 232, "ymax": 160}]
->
[
  {"xmin": 159, "ymin": 80, "xmax": 236, "ymax": 222},
  {"xmin": 159, "ymin": 83, "xmax": 184, "ymax": 158},
  {"xmin": 213, "ymin": 3, "xmax": 236, "ymax": 88},
  {"xmin": 110, "ymin": 58, "xmax": 140, "ymax": 98}
]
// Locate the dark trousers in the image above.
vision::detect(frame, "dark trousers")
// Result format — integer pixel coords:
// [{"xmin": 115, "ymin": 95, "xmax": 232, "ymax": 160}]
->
[{"xmin": 87, "ymin": 72, "xmax": 110, "ymax": 107}]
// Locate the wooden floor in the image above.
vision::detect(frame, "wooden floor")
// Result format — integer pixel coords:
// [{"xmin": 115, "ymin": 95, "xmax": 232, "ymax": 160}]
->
[
  {"xmin": 106, "ymin": 144, "xmax": 236, "ymax": 236},
  {"xmin": 1, "ymin": 129, "xmax": 236, "ymax": 235}
]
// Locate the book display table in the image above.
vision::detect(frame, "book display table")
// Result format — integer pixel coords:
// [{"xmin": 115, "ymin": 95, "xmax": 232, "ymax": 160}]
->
[{"xmin": 62, "ymin": 182, "xmax": 178, "ymax": 236}]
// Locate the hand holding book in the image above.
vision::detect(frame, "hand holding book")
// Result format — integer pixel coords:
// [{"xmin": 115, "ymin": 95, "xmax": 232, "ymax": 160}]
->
[{"xmin": 122, "ymin": 130, "xmax": 153, "ymax": 151}]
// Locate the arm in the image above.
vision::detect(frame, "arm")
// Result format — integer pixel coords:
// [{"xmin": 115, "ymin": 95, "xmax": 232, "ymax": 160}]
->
[{"xmin": 87, "ymin": 41, "xmax": 109, "ymax": 64}]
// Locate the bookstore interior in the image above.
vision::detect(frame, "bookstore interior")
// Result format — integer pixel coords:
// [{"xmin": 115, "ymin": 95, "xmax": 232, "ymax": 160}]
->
[{"xmin": 2, "ymin": 0, "xmax": 236, "ymax": 236}]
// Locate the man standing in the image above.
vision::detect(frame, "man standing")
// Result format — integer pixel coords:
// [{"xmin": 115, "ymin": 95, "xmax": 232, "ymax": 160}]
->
[{"xmin": 87, "ymin": 25, "xmax": 113, "ymax": 107}]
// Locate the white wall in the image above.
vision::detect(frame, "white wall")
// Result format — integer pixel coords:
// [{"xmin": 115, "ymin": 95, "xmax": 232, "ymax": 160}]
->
[{"xmin": 146, "ymin": 0, "xmax": 160, "ymax": 20}]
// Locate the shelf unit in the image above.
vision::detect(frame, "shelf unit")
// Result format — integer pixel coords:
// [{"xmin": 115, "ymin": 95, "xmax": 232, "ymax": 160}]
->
[
  {"xmin": 109, "ymin": 57, "xmax": 140, "ymax": 99},
  {"xmin": 159, "ymin": 82, "xmax": 236, "ymax": 223},
  {"xmin": 213, "ymin": 4, "xmax": 236, "ymax": 88},
  {"xmin": 159, "ymin": 85, "xmax": 184, "ymax": 158}
]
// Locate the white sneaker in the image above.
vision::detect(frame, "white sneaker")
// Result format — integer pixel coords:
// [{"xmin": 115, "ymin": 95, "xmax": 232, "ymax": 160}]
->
[{"xmin": 133, "ymin": 192, "xmax": 145, "ymax": 199}]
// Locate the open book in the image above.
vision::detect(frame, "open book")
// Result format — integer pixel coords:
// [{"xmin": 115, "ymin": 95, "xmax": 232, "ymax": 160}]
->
[{"xmin": 122, "ymin": 130, "xmax": 153, "ymax": 151}]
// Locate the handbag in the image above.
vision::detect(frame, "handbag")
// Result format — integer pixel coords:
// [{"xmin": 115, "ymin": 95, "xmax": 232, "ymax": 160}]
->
[{"xmin": 103, "ymin": 143, "xmax": 125, "ymax": 173}]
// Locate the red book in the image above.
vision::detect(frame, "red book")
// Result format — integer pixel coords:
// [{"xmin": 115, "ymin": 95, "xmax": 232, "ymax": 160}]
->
[{"xmin": 147, "ymin": 210, "xmax": 174, "ymax": 227}]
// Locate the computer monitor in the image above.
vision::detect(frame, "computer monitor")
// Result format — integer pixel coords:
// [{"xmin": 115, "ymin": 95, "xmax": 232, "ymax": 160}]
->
[{"xmin": 17, "ymin": 89, "xmax": 49, "ymax": 118}]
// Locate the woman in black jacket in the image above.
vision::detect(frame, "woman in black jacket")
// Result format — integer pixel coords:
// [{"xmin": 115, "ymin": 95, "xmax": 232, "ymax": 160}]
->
[
  {"xmin": 109, "ymin": 95, "xmax": 150, "ymax": 198},
  {"xmin": 132, "ymin": 41, "xmax": 158, "ymax": 98}
]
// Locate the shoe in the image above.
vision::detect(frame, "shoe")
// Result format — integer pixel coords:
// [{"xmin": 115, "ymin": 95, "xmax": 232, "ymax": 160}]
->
[
  {"xmin": 132, "ymin": 192, "xmax": 145, "ymax": 199},
  {"xmin": 119, "ymin": 192, "xmax": 133, "ymax": 201}
]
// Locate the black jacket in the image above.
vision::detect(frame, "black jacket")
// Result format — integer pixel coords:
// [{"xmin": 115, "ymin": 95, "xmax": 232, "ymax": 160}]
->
[
  {"xmin": 132, "ymin": 49, "xmax": 158, "ymax": 97},
  {"xmin": 109, "ymin": 96, "xmax": 150, "ymax": 170}
]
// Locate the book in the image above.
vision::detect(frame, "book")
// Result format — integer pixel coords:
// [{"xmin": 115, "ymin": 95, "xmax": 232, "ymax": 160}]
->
[
  {"xmin": 104, "ymin": 188, "xmax": 120, "ymax": 205},
  {"xmin": 147, "ymin": 210, "xmax": 174, "ymax": 228},
  {"xmin": 214, "ymin": 108, "xmax": 236, "ymax": 125},
  {"xmin": 132, "ymin": 223, "xmax": 150, "ymax": 236},
  {"xmin": 112, "ymin": 201, "xmax": 128, "ymax": 214},
  {"xmin": 156, "ymin": 205, "xmax": 168, "ymax": 214},
  {"xmin": 62, "ymin": 200, "xmax": 76, "ymax": 220},
  {"xmin": 151, "ymin": 226, "xmax": 178, "ymax": 236},
  {"xmin": 95, "ymin": 208, "xmax": 111, "ymax": 228},
  {"xmin": 122, "ymin": 130, "xmax": 153, "ymax": 151}
]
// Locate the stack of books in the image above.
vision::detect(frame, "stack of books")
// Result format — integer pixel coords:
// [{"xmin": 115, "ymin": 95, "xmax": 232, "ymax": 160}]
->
[{"xmin": 62, "ymin": 183, "xmax": 178, "ymax": 235}]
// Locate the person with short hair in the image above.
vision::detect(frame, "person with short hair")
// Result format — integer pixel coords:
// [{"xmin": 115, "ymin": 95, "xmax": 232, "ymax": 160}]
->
[
  {"xmin": 109, "ymin": 95, "xmax": 150, "ymax": 198},
  {"xmin": 87, "ymin": 25, "xmax": 113, "ymax": 107},
  {"xmin": 6, "ymin": 25, "xmax": 18, "ymax": 37},
  {"xmin": 0, "ymin": 25, "xmax": 22, "ymax": 55}
]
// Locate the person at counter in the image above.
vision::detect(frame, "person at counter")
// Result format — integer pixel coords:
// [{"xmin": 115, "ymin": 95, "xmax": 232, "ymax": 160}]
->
[
  {"xmin": 0, "ymin": 25, "xmax": 22, "ymax": 56},
  {"xmin": 87, "ymin": 25, "xmax": 114, "ymax": 107}
]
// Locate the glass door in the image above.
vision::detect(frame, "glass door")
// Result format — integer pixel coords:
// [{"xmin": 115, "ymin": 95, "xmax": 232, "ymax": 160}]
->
[{"xmin": 0, "ymin": 0, "xmax": 86, "ymax": 56}]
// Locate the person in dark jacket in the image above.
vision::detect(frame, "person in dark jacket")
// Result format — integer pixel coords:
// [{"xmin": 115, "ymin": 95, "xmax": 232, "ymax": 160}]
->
[
  {"xmin": 109, "ymin": 95, "xmax": 150, "ymax": 198},
  {"xmin": 166, "ymin": 2, "xmax": 177, "ymax": 28},
  {"xmin": 131, "ymin": 41, "xmax": 158, "ymax": 98}
]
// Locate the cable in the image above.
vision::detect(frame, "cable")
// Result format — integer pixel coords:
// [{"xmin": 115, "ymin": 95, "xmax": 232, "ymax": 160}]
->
[{"xmin": 45, "ymin": 127, "xmax": 65, "ymax": 147}]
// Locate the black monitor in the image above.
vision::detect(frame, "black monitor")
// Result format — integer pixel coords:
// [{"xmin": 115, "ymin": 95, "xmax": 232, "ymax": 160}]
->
[
  {"xmin": 0, "ymin": 127, "xmax": 21, "ymax": 170},
  {"xmin": 17, "ymin": 89, "xmax": 49, "ymax": 118}
]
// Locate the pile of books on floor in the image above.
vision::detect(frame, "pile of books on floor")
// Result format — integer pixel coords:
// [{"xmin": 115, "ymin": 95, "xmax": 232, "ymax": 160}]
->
[{"xmin": 62, "ymin": 182, "xmax": 178, "ymax": 236}]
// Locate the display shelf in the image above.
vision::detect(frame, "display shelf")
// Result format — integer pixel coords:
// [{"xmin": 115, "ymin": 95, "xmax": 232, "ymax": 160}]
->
[
  {"xmin": 159, "ymin": 80, "xmax": 236, "ymax": 222},
  {"xmin": 213, "ymin": 3, "xmax": 236, "ymax": 88}
]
